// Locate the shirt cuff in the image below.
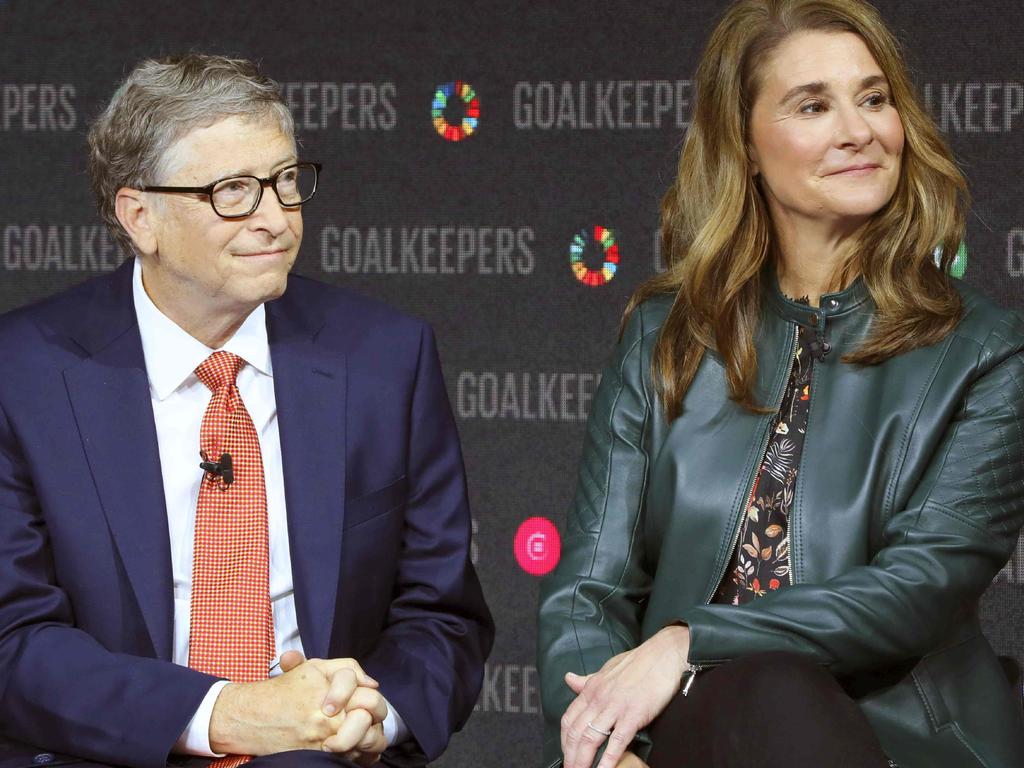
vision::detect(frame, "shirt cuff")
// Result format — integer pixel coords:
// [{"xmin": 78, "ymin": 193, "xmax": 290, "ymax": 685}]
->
[
  {"xmin": 381, "ymin": 694, "xmax": 409, "ymax": 747},
  {"xmin": 173, "ymin": 680, "xmax": 230, "ymax": 756}
]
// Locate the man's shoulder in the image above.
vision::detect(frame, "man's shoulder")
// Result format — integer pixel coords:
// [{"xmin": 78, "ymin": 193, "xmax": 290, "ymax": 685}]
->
[
  {"xmin": 277, "ymin": 273, "xmax": 428, "ymax": 345},
  {"xmin": 0, "ymin": 268, "xmax": 123, "ymax": 355}
]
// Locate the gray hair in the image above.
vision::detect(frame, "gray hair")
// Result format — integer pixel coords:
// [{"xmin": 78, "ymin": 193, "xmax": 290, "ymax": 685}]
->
[{"xmin": 87, "ymin": 53, "xmax": 295, "ymax": 253}]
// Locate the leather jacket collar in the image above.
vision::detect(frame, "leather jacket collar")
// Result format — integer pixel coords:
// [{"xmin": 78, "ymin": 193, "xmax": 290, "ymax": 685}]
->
[{"xmin": 762, "ymin": 261, "xmax": 872, "ymax": 328}]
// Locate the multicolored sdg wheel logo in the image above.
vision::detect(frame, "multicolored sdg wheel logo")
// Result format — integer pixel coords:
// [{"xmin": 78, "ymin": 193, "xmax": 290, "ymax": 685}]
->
[
  {"xmin": 432, "ymin": 81, "xmax": 479, "ymax": 142},
  {"xmin": 570, "ymin": 225, "xmax": 620, "ymax": 286}
]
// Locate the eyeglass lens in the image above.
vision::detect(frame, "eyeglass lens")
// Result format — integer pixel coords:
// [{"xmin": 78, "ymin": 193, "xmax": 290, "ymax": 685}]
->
[{"xmin": 211, "ymin": 164, "xmax": 317, "ymax": 216}]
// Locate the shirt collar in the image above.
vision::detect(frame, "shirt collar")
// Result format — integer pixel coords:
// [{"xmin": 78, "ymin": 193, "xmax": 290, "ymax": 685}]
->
[{"xmin": 132, "ymin": 258, "xmax": 273, "ymax": 401}]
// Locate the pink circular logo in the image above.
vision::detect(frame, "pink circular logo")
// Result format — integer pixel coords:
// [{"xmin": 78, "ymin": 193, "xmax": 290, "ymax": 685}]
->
[{"xmin": 514, "ymin": 517, "xmax": 561, "ymax": 576}]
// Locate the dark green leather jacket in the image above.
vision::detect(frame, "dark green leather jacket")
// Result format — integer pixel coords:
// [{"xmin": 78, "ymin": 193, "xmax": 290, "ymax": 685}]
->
[{"xmin": 538, "ymin": 274, "xmax": 1024, "ymax": 768}]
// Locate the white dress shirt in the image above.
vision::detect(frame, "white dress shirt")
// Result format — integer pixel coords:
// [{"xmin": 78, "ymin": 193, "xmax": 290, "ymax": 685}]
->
[{"xmin": 131, "ymin": 259, "xmax": 406, "ymax": 755}]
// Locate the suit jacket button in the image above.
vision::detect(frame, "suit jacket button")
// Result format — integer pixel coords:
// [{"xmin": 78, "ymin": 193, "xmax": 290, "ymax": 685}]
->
[{"xmin": 33, "ymin": 755, "xmax": 55, "ymax": 765}]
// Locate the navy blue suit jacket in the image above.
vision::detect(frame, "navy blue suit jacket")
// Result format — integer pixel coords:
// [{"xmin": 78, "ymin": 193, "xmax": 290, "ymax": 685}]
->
[{"xmin": 0, "ymin": 261, "xmax": 493, "ymax": 768}]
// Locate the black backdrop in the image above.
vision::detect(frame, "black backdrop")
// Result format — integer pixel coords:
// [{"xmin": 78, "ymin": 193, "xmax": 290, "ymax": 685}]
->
[{"xmin": 0, "ymin": 1, "xmax": 1021, "ymax": 765}]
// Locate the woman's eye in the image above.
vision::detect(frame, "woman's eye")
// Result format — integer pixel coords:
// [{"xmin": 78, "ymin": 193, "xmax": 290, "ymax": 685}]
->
[
  {"xmin": 799, "ymin": 100, "xmax": 826, "ymax": 114},
  {"xmin": 864, "ymin": 92, "xmax": 889, "ymax": 107}
]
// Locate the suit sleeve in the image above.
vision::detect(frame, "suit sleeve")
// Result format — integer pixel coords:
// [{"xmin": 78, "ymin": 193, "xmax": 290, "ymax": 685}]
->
[
  {"xmin": 680, "ymin": 341, "xmax": 1024, "ymax": 676},
  {"xmin": 536, "ymin": 307, "xmax": 657, "ymax": 764},
  {"xmin": 0, "ymin": 398, "xmax": 220, "ymax": 768},
  {"xmin": 359, "ymin": 323, "xmax": 494, "ymax": 762}
]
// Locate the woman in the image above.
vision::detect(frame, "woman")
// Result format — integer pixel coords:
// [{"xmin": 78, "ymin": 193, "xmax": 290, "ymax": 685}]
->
[{"xmin": 537, "ymin": 1, "xmax": 1024, "ymax": 767}]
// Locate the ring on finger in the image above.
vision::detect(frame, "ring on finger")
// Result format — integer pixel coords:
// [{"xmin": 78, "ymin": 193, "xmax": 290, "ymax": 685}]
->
[{"xmin": 586, "ymin": 721, "xmax": 612, "ymax": 737}]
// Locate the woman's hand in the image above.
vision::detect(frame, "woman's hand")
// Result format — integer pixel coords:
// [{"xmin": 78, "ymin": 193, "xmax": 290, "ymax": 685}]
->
[{"xmin": 560, "ymin": 625, "xmax": 690, "ymax": 768}]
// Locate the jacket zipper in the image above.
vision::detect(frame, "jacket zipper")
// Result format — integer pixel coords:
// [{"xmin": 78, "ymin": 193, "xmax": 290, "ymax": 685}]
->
[
  {"xmin": 679, "ymin": 325, "xmax": 798, "ymax": 697},
  {"xmin": 703, "ymin": 323, "xmax": 799, "ymax": 606}
]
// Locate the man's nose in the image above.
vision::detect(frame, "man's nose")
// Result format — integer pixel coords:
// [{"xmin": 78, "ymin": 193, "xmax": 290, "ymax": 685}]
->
[{"xmin": 249, "ymin": 184, "xmax": 292, "ymax": 235}]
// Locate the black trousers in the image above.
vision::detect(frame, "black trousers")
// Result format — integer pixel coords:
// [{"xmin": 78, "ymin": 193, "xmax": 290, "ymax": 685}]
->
[{"xmin": 647, "ymin": 652, "xmax": 891, "ymax": 768}]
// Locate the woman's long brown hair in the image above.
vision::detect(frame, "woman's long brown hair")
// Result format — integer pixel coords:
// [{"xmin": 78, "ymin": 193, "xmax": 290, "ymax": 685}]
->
[{"xmin": 626, "ymin": 0, "xmax": 967, "ymax": 419}]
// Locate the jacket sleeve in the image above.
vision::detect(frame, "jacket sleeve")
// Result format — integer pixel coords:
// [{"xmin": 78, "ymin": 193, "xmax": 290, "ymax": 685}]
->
[
  {"xmin": 537, "ymin": 306, "xmax": 658, "ymax": 763},
  {"xmin": 359, "ymin": 323, "xmax": 494, "ymax": 763},
  {"xmin": 681, "ymin": 336, "xmax": 1024, "ymax": 677},
  {"xmin": 0, "ymin": 399, "xmax": 219, "ymax": 768}
]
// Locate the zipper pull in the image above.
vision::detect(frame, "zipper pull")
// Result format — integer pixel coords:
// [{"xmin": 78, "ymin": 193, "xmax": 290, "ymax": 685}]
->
[{"xmin": 680, "ymin": 664, "xmax": 702, "ymax": 696}]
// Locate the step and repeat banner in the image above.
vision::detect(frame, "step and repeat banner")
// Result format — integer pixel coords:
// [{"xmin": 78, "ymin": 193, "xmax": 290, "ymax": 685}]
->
[{"xmin": 1, "ymin": 1, "xmax": 1021, "ymax": 765}]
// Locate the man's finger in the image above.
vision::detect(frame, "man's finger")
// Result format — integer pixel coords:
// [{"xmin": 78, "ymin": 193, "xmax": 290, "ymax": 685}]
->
[
  {"xmin": 323, "ymin": 708, "xmax": 374, "ymax": 752},
  {"xmin": 279, "ymin": 650, "xmax": 306, "ymax": 673},
  {"xmin": 355, "ymin": 722, "xmax": 386, "ymax": 753},
  {"xmin": 338, "ymin": 723, "xmax": 386, "ymax": 768},
  {"xmin": 321, "ymin": 667, "xmax": 359, "ymax": 717},
  {"xmin": 346, "ymin": 723, "xmax": 387, "ymax": 768},
  {"xmin": 346, "ymin": 687, "xmax": 388, "ymax": 723},
  {"xmin": 307, "ymin": 657, "xmax": 379, "ymax": 688}
]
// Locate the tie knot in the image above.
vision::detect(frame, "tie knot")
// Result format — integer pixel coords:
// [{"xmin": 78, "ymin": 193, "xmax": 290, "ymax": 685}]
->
[{"xmin": 196, "ymin": 351, "xmax": 245, "ymax": 392}]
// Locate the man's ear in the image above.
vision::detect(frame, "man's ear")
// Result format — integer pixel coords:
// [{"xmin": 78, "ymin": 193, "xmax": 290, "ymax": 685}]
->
[{"xmin": 115, "ymin": 188, "xmax": 159, "ymax": 256}]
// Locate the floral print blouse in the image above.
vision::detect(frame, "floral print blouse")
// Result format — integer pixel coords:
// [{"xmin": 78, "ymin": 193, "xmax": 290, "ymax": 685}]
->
[{"xmin": 714, "ymin": 317, "xmax": 815, "ymax": 605}]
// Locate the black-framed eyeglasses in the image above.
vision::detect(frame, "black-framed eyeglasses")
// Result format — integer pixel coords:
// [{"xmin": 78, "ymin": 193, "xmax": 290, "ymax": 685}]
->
[{"xmin": 142, "ymin": 161, "xmax": 322, "ymax": 219}]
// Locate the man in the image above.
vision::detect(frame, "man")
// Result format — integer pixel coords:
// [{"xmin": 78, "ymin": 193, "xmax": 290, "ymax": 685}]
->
[{"xmin": 0, "ymin": 54, "xmax": 493, "ymax": 768}]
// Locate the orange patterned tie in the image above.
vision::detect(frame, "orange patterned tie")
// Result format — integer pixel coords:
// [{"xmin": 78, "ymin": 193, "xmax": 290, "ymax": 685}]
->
[{"xmin": 189, "ymin": 351, "xmax": 274, "ymax": 765}]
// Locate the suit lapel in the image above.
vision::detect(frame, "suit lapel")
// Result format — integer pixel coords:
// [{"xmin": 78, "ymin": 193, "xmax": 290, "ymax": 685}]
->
[
  {"xmin": 61, "ymin": 265, "xmax": 349, "ymax": 662},
  {"xmin": 63, "ymin": 262, "xmax": 175, "ymax": 660},
  {"xmin": 267, "ymin": 293, "xmax": 347, "ymax": 659}
]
